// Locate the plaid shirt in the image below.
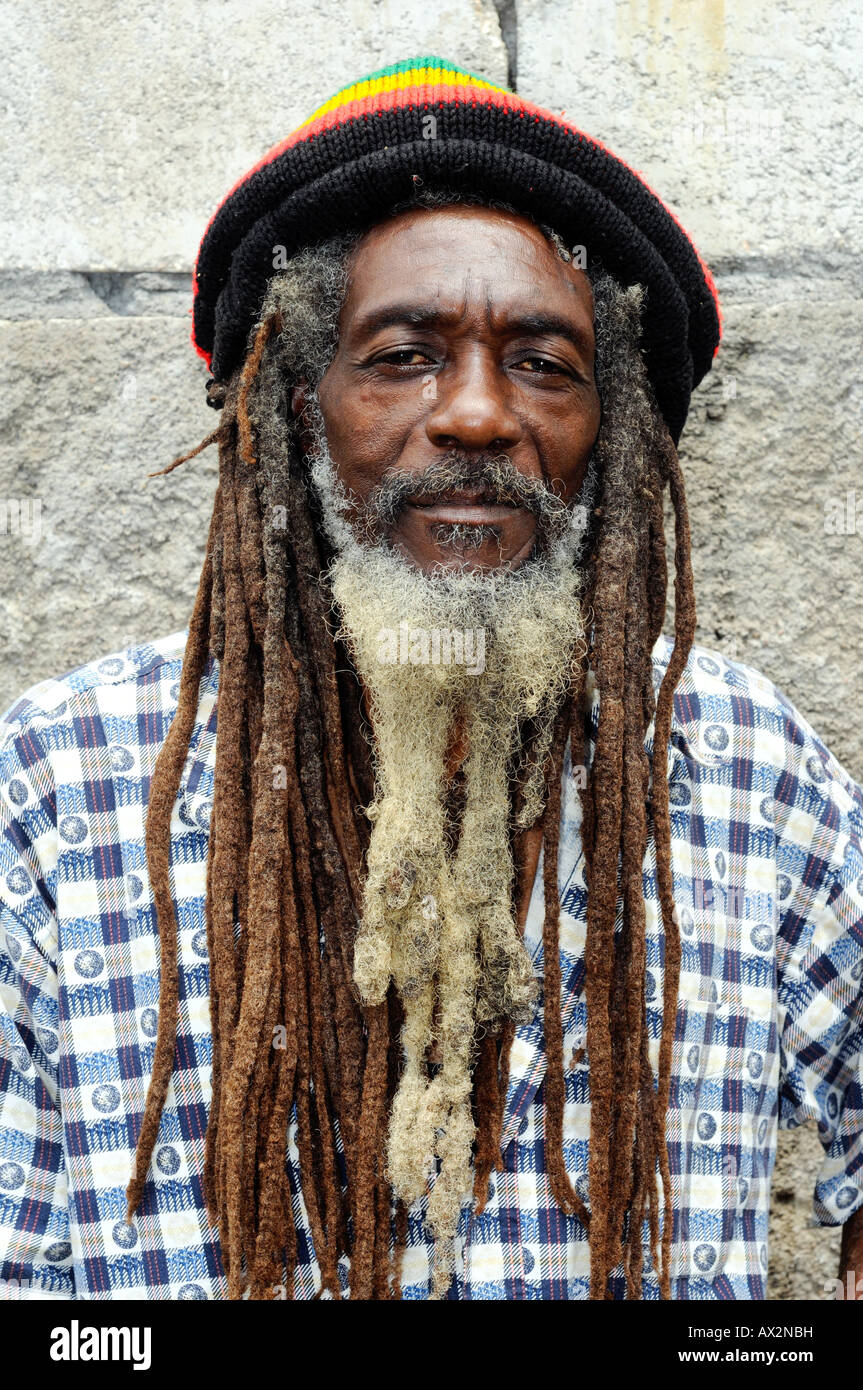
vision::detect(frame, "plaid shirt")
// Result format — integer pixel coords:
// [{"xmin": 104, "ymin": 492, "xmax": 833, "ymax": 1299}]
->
[{"xmin": 0, "ymin": 631, "xmax": 861, "ymax": 1301}]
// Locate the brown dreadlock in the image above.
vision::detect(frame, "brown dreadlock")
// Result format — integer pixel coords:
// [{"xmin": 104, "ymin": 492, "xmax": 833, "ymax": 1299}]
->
[{"xmin": 126, "ymin": 203, "xmax": 696, "ymax": 1301}]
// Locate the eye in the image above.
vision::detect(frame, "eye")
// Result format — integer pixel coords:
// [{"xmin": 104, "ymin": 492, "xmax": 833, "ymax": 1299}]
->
[
  {"xmin": 375, "ymin": 348, "xmax": 436, "ymax": 367},
  {"xmin": 512, "ymin": 354, "xmax": 569, "ymax": 375}
]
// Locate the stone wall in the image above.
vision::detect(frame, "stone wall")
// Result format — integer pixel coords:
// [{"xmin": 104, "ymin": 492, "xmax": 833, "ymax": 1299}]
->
[{"xmin": 2, "ymin": 0, "xmax": 860, "ymax": 1299}]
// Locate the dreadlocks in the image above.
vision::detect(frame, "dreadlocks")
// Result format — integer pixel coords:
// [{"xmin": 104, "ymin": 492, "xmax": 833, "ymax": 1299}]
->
[{"xmin": 126, "ymin": 198, "xmax": 696, "ymax": 1301}]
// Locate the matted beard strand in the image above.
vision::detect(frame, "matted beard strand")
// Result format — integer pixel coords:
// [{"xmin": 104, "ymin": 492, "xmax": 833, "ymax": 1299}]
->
[{"xmin": 328, "ymin": 506, "xmax": 586, "ymax": 1296}]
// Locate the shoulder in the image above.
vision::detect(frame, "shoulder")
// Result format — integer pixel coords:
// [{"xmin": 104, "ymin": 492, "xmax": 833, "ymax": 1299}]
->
[
  {"xmin": 655, "ymin": 632, "xmax": 798, "ymax": 723},
  {"xmin": 656, "ymin": 633, "xmax": 841, "ymax": 753},
  {"xmin": 0, "ymin": 633, "xmax": 193, "ymax": 803},
  {"xmin": 0, "ymin": 632, "xmax": 198, "ymax": 912},
  {"xmin": 0, "ymin": 632, "xmax": 189, "ymax": 749},
  {"xmin": 654, "ymin": 634, "xmax": 862, "ymax": 834}
]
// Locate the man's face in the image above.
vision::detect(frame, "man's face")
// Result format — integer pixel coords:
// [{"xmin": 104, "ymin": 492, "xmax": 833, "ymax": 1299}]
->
[{"xmin": 307, "ymin": 205, "xmax": 601, "ymax": 572}]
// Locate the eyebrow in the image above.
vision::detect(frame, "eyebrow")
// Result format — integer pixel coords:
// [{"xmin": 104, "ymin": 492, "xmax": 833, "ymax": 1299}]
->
[{"xmin": 349, "ymin": 302, "xmax": 594, "ymax": 356}]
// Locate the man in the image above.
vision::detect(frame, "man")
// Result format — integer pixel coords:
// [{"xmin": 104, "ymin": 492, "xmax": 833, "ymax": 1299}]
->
[{"xmin": 1, "ymin": 56, "xmax": 861, "ymax": 1302}]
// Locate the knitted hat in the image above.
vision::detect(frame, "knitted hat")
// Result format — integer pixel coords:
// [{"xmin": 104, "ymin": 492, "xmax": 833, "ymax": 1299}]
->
[{"xmin": 193, "ymin": 57, "xmax": 721, "ymax": 443}]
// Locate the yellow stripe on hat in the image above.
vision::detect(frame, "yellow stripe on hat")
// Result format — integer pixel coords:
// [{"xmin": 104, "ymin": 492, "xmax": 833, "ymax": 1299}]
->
[{"xmin": 298, "ymin": 58, "xmax": 508, "ymax": 133}]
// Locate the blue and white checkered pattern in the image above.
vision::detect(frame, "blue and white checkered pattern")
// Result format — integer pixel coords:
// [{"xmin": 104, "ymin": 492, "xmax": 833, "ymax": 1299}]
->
[{"xmin": 0, "ymin": 632, "xmax": 861, "ymax": 1300}]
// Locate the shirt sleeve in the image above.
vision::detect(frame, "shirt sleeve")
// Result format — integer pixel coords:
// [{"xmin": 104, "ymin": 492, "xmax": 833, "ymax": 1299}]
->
[
  {"xmin": 773, "ymin": 694, "xmax": 863, "ymax": 1227},
  {"xmin": 0, "ymin": 715, "xmax": 74, "ymax": 1299}
]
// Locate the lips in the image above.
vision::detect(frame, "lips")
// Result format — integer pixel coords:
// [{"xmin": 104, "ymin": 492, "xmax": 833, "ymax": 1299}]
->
[{"xmin": 406, "ymin": 489, "xmax": 522, "ymax": 525}]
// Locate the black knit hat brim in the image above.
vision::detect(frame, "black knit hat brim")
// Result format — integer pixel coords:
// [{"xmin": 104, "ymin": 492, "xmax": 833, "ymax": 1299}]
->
[{"xmin": 194, "ymin": 98, "xmax": 720, "ymax": 443}]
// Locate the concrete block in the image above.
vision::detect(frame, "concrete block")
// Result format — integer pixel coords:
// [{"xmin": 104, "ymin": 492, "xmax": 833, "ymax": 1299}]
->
[
  {"xmin": 0, "ymin": 0, "xmax": 508, "ymax": 271},
  {"xmin": 517, "ymin": 0, "xmax": 863, "ymax": 264},
  {"xmin": 0, "ymin": 313, "xmax": 216, "ymax": 703}
]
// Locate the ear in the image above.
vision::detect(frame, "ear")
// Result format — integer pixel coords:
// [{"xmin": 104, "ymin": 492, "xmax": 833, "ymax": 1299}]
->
[
  {"xmin": 290, "ymin": 380, "xmax": 317, "ymax": 457},
  {"xmin": 290, "ymin": 381, "xmax": 309, "ymax": 421}
]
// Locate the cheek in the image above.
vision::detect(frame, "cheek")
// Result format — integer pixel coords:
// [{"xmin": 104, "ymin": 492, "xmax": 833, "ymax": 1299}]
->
[
  {"xmin": 541, "ymin": 391, "xmax": 601, "ymax": 496},
  {"xmin": 317, "ymin": 383, "xmax": 422, "ymax": 493}
]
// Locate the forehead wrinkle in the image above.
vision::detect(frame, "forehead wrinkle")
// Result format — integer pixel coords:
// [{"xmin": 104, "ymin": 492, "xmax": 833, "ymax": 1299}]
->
[
  {"xmin": 349, "ymin": 281, "xmax": 592, "ymax": 351},
  {"xmin": 345, "ymin": 217, "xmax": 594, "ymax": 345}
]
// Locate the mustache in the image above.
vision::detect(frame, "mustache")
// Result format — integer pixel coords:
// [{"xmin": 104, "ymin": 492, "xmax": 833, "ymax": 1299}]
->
[{"xmin": 358, "ymin": 453, "xmax": 569, "ymax": 536}]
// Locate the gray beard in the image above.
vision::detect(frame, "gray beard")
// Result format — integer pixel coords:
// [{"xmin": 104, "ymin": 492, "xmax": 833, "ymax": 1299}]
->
[{"xmin": 306, "ymin": 406, "xmax": 588, "ymax": 1295}]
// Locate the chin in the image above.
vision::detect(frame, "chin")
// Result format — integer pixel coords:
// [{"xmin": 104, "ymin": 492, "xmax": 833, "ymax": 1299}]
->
[
  {"xmin": 396, "ymin": 525, "xmax": 539, "ymax": 575},
  {"xmin": 400, "ymin": 545, "xmax": 528, "ymax": 576}
]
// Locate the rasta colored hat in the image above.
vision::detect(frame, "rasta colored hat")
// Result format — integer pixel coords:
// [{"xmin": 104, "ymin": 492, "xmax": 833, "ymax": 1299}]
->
[{"xmin": 193, "ymin": 57, "xmax": 721, "ymax": 444}]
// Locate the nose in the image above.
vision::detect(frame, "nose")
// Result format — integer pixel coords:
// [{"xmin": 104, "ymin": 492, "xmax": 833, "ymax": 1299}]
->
[{"xmin": 424, "ymin": 351, "xmax": 523, "ymax": 454}]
